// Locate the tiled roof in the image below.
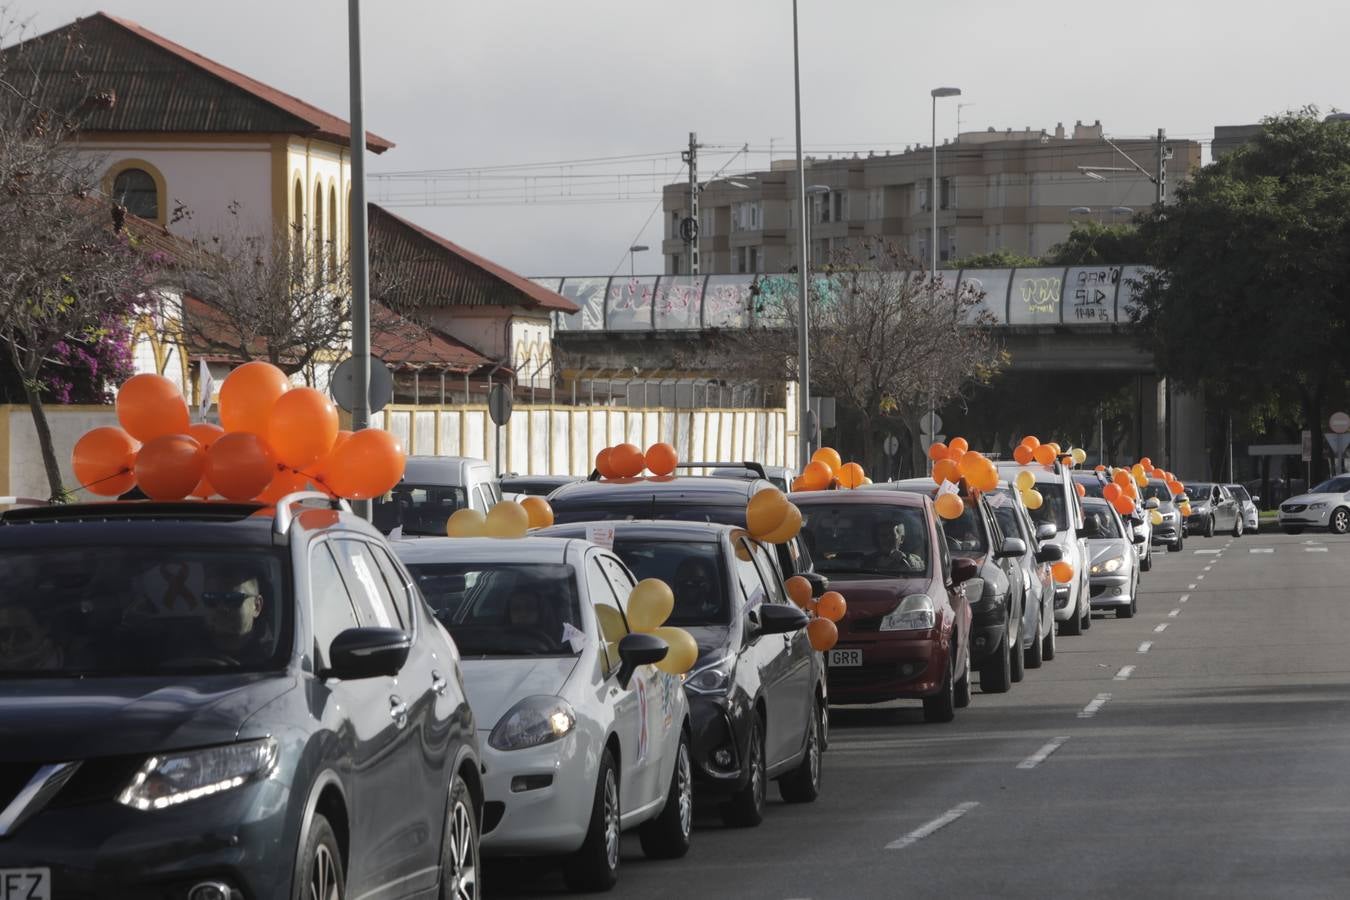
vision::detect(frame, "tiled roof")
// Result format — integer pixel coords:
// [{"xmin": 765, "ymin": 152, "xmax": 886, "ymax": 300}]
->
[
  {"xmin": 7, "ymin": 12, "xmax": 392, "ymax": 152},
  {"xmin": 370, "ymin": 204, "xmax": 578, "ymax": 312}
]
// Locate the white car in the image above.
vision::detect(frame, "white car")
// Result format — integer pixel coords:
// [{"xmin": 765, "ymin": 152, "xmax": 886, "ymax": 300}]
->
[
  {"xmin": 395, "ymin": 536, "xmax": 692, "ymax": 893},
  {"xmin": 1081, "ymin": 497, "xmax": 1143, "ymax": 618},
  {"xmin": 1279, "ymin": 474, "xmax": 1350, "ymax": 535},
  {"xmin": 997, "ymin": 461, "xmax": 1092, "ymax": 636},
  {"xmin": 1225, "ymin": 483, "xmax": 1260, "ymax": 534}
]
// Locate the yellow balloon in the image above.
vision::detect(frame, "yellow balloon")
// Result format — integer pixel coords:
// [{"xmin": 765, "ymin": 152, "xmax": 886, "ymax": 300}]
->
[
  {"xmin": 520, "ymin": 496, "xmax": 555, "ymax": 529},
  {"xmin": 483, "ymin": 500, "xmax": 529, "ymax": 539},
  {"xmin": 1134, "ymin": 471, "xmax": 1147, "ymax": 487},
  {"xmin": 759, "ymin": 502, "xmax": 803, "ymax": 544},
  {"xmin": 628, "ymin": 578, "xmax": 675, "ymax": 632},
  {"xmin": 1071, "ymin": 447, "xmax": 1088, "ymax": 465},
  {"xmin": 1015, "ymin": 470, "xmax": 1036, "ymax": 492},
  {"xmin": 1150, "ymin": 509, "xmax": 1164, "ymax": 526},
  {"xmin": 935, "ymin": 493, "xmax": 964, "ymax": 520},
  {"xmin": 746, "ymin": 488, "xmax": 790, "ymax": 539},
  {"xmin": 445, "ymin": 508, "xmax": 487, "ymax": 537},
  {"xmin": 594, "ymin": 604, "xmax": 629, "ymax": 643},
  {"xmin": 861, "ymin": 476, "xmax": 873, "ymax": 485},
  {"xmin": 652, "ymin": 626, "xmax": 699, "ymax": 675},
  {"xmin": 1023, "ymin": 489, "xmax": 1045, "ymax": 510}
]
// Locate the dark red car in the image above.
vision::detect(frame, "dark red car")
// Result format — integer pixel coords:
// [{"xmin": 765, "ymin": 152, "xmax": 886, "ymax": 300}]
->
[{"xmin": 792, "ymin": 490, "xmax": 974, "ymax": 722}]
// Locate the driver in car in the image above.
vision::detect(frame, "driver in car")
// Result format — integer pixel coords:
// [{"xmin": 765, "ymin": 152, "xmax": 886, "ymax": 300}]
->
[
  {"xmin": 673, "ymin": 557, "xmax": 721, "ymax": 619},
  {"xmin": 0, "ymin": 604, "xmax": 64, "ymax": 671},
  {"xmin": 868, "ymin": 521, "xmax": 924, "ymax": 572},
  {"xmin": 199, "ymin": 569, "xmax": 271, "ymax": 661}
]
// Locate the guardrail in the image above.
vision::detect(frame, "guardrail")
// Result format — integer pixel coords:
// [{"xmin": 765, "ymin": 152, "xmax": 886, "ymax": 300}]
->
[{"xmin": 532, "ymin": 265, "xmax": 1153, "ymax": 332}]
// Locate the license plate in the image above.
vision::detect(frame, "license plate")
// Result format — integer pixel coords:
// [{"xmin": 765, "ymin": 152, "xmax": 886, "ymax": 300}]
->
[
  {"xmin": 828, "ymin": 648, "xmax": 862, "ymax": 667},
  {"xmin": 0, "ymin": 869, "xmax": 50, "ymax": 900}
]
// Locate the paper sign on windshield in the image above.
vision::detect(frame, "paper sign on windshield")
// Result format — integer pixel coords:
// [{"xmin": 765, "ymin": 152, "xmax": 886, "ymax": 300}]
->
[{"xmin": 586, "ymin": 525, "xmax": 616, "ymax": 550}]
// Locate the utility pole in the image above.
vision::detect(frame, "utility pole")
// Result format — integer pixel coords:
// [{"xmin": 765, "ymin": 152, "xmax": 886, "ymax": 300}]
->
[
  {"xmin": 681, "ymin": 132, "xmax": 700, "ymax": 276},
  {"xmin": 791, "ymin": 0, "xmax": 811, "ymax": 469},
  {"xmin": 346, "ymin": 0, "xmax": 372, "ymax": 520},
  {"xmin": 1154, "ymin": 127, "xmax": 1170, "ymax": 206}
]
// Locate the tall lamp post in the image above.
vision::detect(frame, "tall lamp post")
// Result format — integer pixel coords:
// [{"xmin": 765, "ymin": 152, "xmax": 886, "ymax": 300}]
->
[
  {"xmin": 628, "ymin": 244, "xmax": 648, "ymax": 278},
  {"xmin": 346, "ymin": 0, "xmax": 372, "ymax": 519},
  {"xmin": 792, "ymin": 0, "xmax": 812, "ymax": 467},
  {"xmin": 929, "ymin": 87, "xmax": 961, "ymax": 278}
]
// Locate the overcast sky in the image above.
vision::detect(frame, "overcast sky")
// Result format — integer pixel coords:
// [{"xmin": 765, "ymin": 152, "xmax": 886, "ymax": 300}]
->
[{"xmin": 22, "ymin": 1, "xmax": 1350, "ymax": 276}]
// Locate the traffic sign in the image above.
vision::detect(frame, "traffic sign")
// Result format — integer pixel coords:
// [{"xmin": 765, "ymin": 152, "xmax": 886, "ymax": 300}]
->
[
  {"xmin": 1302, "ymin": 430, "xmax": 1313, "ymax": 462},
  {"xmin": 883, "ymin": 434, "xmax": 899, "ymax": 457},
  {"xmin": 921, "ymin": 434, "xmax": 947, "ymax": 451},
  {"xmin": 488, "ymin": 383, "xmax": 513, "ymax": 427},
  {"xmin": 1330, "ymin": 411, "xmax": 1350, "ymax": 434},
  {"xmin": 1325, "ymin": 432, "xmax": 1350, "ymax": 467},
  {"xmin": 920, "ymin": 412, "xmax": 943, "ymax": 435},
  {"xmin": 330, "ymin": 355, "xmax": 394, "ymax": 414}
]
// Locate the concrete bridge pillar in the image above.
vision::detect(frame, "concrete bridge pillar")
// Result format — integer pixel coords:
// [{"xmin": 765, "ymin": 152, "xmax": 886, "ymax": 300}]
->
[
  {"xmin": 1139, "ymin": 375, "xmax": 1167, "ymax": 465},
  {"xmin": 1168, "ymin": 386, "xmax": 1207, "ymax": 478}
]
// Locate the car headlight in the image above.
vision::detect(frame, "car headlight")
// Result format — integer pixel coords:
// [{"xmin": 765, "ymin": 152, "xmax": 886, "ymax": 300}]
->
[
  {"xmin": 1309, "ymin": 502, "xmax": 1327, "ymax": 510},
  {"xmin": 117, "ymin": 738, "xmax": 278, "ymax": 811},
  {"xmin": 1090, "ymin": 556, "xmax": 1124, "ymax": 575},
  {"xmin": 489, "ymin": 696, "xmax": 577, "ymax": 751},
  {"xmin": 683, "ymin": 655, "xmax": 735, "ymax": 695},
  {"xmin": 880, "ymin": 594, "xmax": 936, "ymax": 631}
]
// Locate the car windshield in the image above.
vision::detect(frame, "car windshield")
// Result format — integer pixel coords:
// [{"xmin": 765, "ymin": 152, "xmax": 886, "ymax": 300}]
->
[
  {"xmin": 1027, "ymin": 486, "xmax": 1069, "ymax": 532},
  {"xmin": 405, "ymin": 562, "xmax": 582, "ymax": 657},
  {"xmin": 612, "ymin": 540, "xmax": 730, "ymax": 625},
  {"xmin": 0, "ymin": 546, "xmax": 289, "ymax": 677},
  {"xmin": 1310, "ymin": 476, "xmax": 1350, "ymax": 494},
  {"xmin": 1081, "ymin": 505, "xmax": 1123, "ymax": 539},
  {"xmin": 373, "ymin": 484, "xmax": 469, "ymax": 535},
  {"xmin": 1188, "ymin": 483, "xmax": 1215, "ymax": 500},
  {"xmin": 799, "ymin": 504, "xmax": 929, "ymax": 576},
  {"xmin": 1142, "ymin": 482, "xmax": 1175, "ymax": 503},
  {"xmin": 1075, "ymin": 478, "xmax": 1105, "ymax": 498},
  {"xmin": 987, "ymin": 491, "xmax": 1026, "ymax": 541}
]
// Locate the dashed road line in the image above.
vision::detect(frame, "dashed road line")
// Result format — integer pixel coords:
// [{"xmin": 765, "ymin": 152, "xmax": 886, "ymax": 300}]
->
[
  {"xmin": 1251, "ymin": 548, "xmax": 1274, "ymax": 554},
  {"xmin": 885, "ymin": 802, "xmax": 980, "ymax": 850},
  {"xmin": 1306, "ymin": 547, "xmax": 1328, "ymax": 553},
  {"xmin": 1188, "ymin": 583, "xmax": 1197, "ymax": 589},
  {"xmin": 1168, "ymin": 608, "xmax": 1181, "ymax": 617},
  {"xmin": 1195, "ymin": 549, "xmax": 1222, "ymax": 555},
  {"xmin": 1154, "ymin": 623, "xmax": 1169, "ymax": 633},
  {"xmin": 1138, "ymin": 641, "xmax": 1152, "ymax": 653},
  {"xmin": 1179, "ymin": 593, "xmax": 1190, "ymax": 603},
  {"xmin": 1078, "ymin": 693, "xmax": 1112, "ymax": 718},
  {"xmin": 1114, "ymin": 665, "xmax": 1136, "ymax": 681},
  {"xmin": 1017, "ymin": 736, "xmax": 1071, "ymax": 770},
  {"xmin": 1197, "ymin": 574, "xmax": 1206, "ymax": 580}
]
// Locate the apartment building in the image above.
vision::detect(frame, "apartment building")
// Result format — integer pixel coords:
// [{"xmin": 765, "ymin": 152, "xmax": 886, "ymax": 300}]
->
[{"xmin": 662, "ymin": 121, "xmax": 1200, "ymax": 274}]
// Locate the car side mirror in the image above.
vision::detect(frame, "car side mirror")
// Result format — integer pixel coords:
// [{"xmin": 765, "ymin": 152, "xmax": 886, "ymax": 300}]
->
[
  {"xmin": 1035, "ymin": 543, "xmax": 1063, "ymax": 564},
  {"xmin": 803, "ymin": 571, "xmax": 829, "ymax": 599},
  {"xmin": 1145, "ymin": 498, "xmax": 1160, "ymax": 510},
  {"xmin": 996, "ymin": 537, "xmax": 1027, "ymax": 559},
  {"xmin": 324, "ymin": 627, "xmax": 412, "ymax": 680},
  {"xmin": 1034, "ymin": 523, "xmax": 1057, "ymax": 542},
  {"xmin": 950, "ymin": 557, "xmax": 978, "ymax": 584},
  {"xmin": 1252, "ymin": 495, "xmax": 1261, "ymax": 504},
  {"xmin": 754, "ymin": 603, "xmax": 810, "ymax": 637},
  {"xmin": 616, "ymin": 632, "xmax": 668, "ymax": 689},
  {"xmin": 1132, "ymin": 532, "xmax": 1147, "ymax": 544}
]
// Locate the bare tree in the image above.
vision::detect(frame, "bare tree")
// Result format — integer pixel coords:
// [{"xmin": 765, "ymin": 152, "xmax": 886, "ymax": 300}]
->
[{"xmin": 710, "ymin": 237, "xmax": 1005, "ymax": 471}]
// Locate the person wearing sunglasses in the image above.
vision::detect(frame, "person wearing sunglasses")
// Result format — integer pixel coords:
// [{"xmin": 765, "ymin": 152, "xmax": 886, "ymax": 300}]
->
[
  {"xmin": 0, "ymin": 603, "xmax": 64, "ymax": 672},
  {"xmin": 199, "ymin": 571, "xmax": 270, "ymax": 662}
]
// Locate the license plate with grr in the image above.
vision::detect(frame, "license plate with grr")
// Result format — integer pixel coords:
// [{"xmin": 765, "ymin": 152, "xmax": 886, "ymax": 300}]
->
[{"xmin": 828, "ymin": 648, "xmax": 862, "ymax": 667}]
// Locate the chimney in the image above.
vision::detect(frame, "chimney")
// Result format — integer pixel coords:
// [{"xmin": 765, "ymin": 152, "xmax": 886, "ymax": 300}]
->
[{"xmin": 1055, "ymin": 122, "xmax": 1065, "ymax": 139}]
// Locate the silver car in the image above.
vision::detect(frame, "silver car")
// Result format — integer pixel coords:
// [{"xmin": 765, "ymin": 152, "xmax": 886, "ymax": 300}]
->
[
  {"xmin": 988, "ymin": 484, "xmax": 1060, "ymax": 668},
  {"xmin": 1081, "ymin": 497, "xmax": 1143, "ymax": 619},
  {"xmin": 1143, "ymin": 479, "xmax": 1185, "ymax": 552},
  {"xmin": 1224, "ymin": 483, "xmax": 1259, "ymax": 534},
  {"xmin": 1182, "ymin": 482, "xmax": 1243, "ymax": 538}
]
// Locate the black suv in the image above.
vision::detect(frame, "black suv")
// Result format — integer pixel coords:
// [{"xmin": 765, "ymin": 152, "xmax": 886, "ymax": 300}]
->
[
  {"xmin": 877, "ymin": 480, "xmax": 1027, "ymax": 693},
  {"xmin": 540, "ymin": 520, "xmax": 825, "ymax": 828},
  {"xmin": 548, "ymin": 463, "xmax": 828, "ymax": 599},
  {"xmin": 0, "ymin": 496, "xmax": 481, "ymax": 900}
]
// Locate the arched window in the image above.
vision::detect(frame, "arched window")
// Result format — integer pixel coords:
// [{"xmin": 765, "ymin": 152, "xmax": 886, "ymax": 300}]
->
[
  {"xmin": 292, "ymin": 179, "xmax": 305, "ymax": 268},
  {"xmin": 113, "ymin": 168, "xmax": 158, "ymax": 220},
  {"xmin": 328, "ymin": 184, "xmax": 338, "ymax": 275},
  {"xmin": 314, "ymin": 181, "xmax": 325, "ymax": 283}
]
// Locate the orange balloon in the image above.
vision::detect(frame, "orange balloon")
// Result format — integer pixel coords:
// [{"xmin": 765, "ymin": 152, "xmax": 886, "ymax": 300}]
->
[
  {"xmin": 219, "ymin": 361, "xmax": 290, "ymax": 435},
  {"xmin": 799, "ymin": 460, "xmax": 833, "ymax": 491},
  {"xmin": 811, "ymin": 447, "xmax": 842, "ymax": 474},
  {"xmin": 267, "ymin": 387, "xmax": 339, "ymax": 469},
  {"xmin": 838, "ymin": 462, "xmax": 865, "ymax": 489},
  {"xmin": 1061, "ymin": 455, "xmax": 1074, "ymax": 467},
  {"xmin": 817, "ymin": 591, "xmax": 847, "ymax": 623},
  {"xmin": 116, "ymin": 373, "xmax": 189, "ymax": 443},
  {"xmin": 1112, "ymin": 495, "xmax": 1135, "ymax": 516},
  {"xmin": 258, "ymin": 466, "xmax": 310, "ymax": 505},
  {"xmin": 187, "ymin": 423, "xmax": 224, "ymax": 499},
  {"xmin": 1046, "ymin": 442, "xmax": 1061, "ymax": 455},
  {"xmin": 807, "ymin": 617, "xmax": 838, "ymax": 652},
  {"xmin": 784, "ymin": 575, "xmax": 813, "ymax": 609},
  {"xmin": 1103, "ymin": 483, "xmax": 1122, "ymax": 502},
  {"xmin": 1051, "ymin": 561, "xmax": 1075, "ymax": 584},
  {"xmin": 1020, "ymin": 435, "xmax": 1040, "ymax": 449},
  {"xmin": 595, "ymin": 448, "xmax": 616, "ymax": 479},
  {"xmin": 927, "ymin": 441, "xmax": 948, "ymax": 462},
  {"xmin": 323, "ymin": 428, "xmax": 407, "ymax": 500},
  {"xmin": 972, "ymin": 459, "xmax": 999, "ymax": 492},
  {"xmin": 935, "ymin": 493, "xmax": 964, "ymax": 519},
  {"xmin": 746, "ymin": 488, "xmax": 790, "ymax": 537},
  {"xmin": 957, "ymin": 451, "xmax": 986, "ymax": 480},
  {"xmin": 521, "ymin": 496, "xmax": 555, "ymax": 529},
  {"xmin": 1112, "ymin": 469, "xmax": 1132, "ymax": 486},
  {"xmin": 932, "ymin": 458, "xmax": 960, "ymax": 485},
  {"xmin": 134, "ymin": 434, "xmax": 205, "ymax": 501},
  {"xmin": 1094, "ymin": 464, "xmax": 1106, "ymax": 472},
  {"xmin": 1033, "ymin": 444, "xmax": 1056, "ymax": 465},
  {"xmin": 206, "ymin": 432, "xmax": 275, "ymax": 501},
  {"xmin": 313, "ymin": 430, "xmax": 353, "ymax": 486},
  {"xmin": 1140, "ymin": 457, "xmax": 1152, "ymax": 469},
  {"xmin": 759, "ymin": 502, "xmax": 803, "ymax": 544},
  {"xmin": 644, "ymin": 442, "xmax": 678, "ymax": 476},
  {"xmin": 1074, "ymin": 482, "xmax": 1086, "ymax": 498},
  {"xmin": 72, "ymin": 426, "xmax": 139, "ymax": 496},
  {"xmin": 610, "ymin": 443, "xmax": 645, "ymax": 478},
  {"xmin": 1167, "ymin": 480, "xmax": 1184, "ymax": 496},
  {"xmin": 949, "ymin": 437, "xmax": 969, "ymax": 454},
  {"xmin": 1122, "ymin": 481, "xmax": 1139, "ymax": 500},
  {"xmin": 790, "ymin": 476, "xmax": 807, "ymax": 492},
  {"xmin": 1013, "ymin": 444, "xmax": 1034, "ymax": 465}
]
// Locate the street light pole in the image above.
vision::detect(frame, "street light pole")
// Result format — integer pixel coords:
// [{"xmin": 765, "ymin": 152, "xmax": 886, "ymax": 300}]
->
[
  {"xmin": 628, "ymin": 244, "xmax": 648, "ymax": 279},
  {"xmin": 346, "ymin": 0, "xmax": 372, "ymax": 518},
  {"xmin": 792, "ymin": 0, "xmax": 812, "ymax": 469}
]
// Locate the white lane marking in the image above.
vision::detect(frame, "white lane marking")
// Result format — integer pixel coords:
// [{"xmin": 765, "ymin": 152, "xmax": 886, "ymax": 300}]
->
[
  {"xmin": 1195, "ymin": 549, "xmax": 1222, "ymax": 555},
  {"xmin": 1203, "ymin": 565, "xmax": 1213, "ymax": 571},
  {"xmin": 1188, "ymin": 583, "xmax": 1197, "ymax": 589},
  {"xmin": 1179, "ymin": 594, "xmax": 1190, "ymax": 603},
  {"xmin": 1168, "ymin": 608, "xmax": 1181, "ymax": 617},
  {"xmin": 1250, "ymin": 548, "xmax": 1274, "ymax": 554},
  {"xmin": 1114, "ymin": 665, "xmax": 1136, "ymax": 680},
  {"xmin": 1138, "ymin": 641, "xmax": 1152, "ymax": 653},
  {"xmin": 885, "ymin": 802, "xmax": 980, "ymax": 849},
  {"xmin": 1079, "ymin": 693, "xmax": 1112, "ymax": 718},
  {"xmin": 1154, "ymin": 623, "xmax": 1169, "ymax": 632},
  {"xmin": 1017, "ymin": 736, "xmax": 1071, "ymax": 770},
  {"xmin": 1306, "ymin": 547, "xmax": 1328, "ymax": 553},
  {"xmin": 1197, "ymin": 574, "xmax": 1206, "ymax": 580}
]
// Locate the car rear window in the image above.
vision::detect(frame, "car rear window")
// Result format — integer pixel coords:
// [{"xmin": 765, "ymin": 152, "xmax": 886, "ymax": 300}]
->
[
  {"xmin": 1081, "ymin": 504, "xmax": 1123, "ymax": 539},
  {"xmin": 0, "ymin": 546, "xmax": 290, "ymax": 677},
  {"xmin": 611, "ymin": 540, "xmax": 730, "ymax": 625},
  {"xmin": 404, "ymin": 562, "xmax": 582, "ymax": 657},
  {"xmin": 373, "ymin": 484, "xmax": 469, "ymax": 535},
  {"xmin": 1075, "ymin": 478, "xmax": 1105, "ymax": 498},
  {"xmin": 799, "ymin": 503, "xmax": 929, "ymax": 576},
  {"xmin": 1027, "ymin": 487, "xmax": 1069, "ymax": 532}
]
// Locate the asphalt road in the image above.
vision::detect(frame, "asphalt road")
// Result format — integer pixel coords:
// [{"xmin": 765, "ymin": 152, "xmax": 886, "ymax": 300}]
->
[{"xmin": 487, "ymin": 528, "xmax": 1350, "ymax": 899}]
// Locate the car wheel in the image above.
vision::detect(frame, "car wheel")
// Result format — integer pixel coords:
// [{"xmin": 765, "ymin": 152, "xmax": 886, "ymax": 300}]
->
[
  {"xmin": 294, "ymin": 813, "xmax": 345, "ymax": 900},
  {"xmin": 1042, "ymin": 617, "xmax": 1056, "ymax": 661},
  {"xmin": 1024, "ymin": 617, "xmax": 1044, "ymax": 669},
  {"xmin": 721, "ymin": 716, "xmax": 766, "ymax": 827},
  {"xmin": 953, "ymin": 644, "xmax": 972, "ymax": 708},
  {"xmin": 1331, "ymin": 508, "xmax": 1350, "ymax": 535},
  {"xmin": 1233, "ymin": 515, "xmax": 1243, "ymax": 538},
  {"xmin": 639, "ymin": 733, "xmax": 693, "ymax": 858},
  {"xmin": 779, "ymin": 699, "xmax": 824, "ymax": 803},
  {"xmin": 923, "ymin": 645, "xmax": 957, "ymax": 722},
  {"xmin": 1171, "ymin": 534, "xmax": 1184, "ymax": 552},
  {"xmin": 439, "ymin": 776, "xmax": 479, "ymax": 900},
  {"xmin": 979, "ymin": 633, "xmax": 1012, "ymax": 693},
  {"xmin": 1080, "ymin": 593, "xmax": 1092, "ymax": 631},
  {"xmin": 563, "ymin": 750, "xmax": 620, "ymax": 892},
  {"xmin": 1204, "ymin": 516, "xmax": 1215, "ymax": 538},
  {"xmin": 1060, "ymin": 599, "xmax": 1082, "ymax": 636},
  {"xmin": 1009, "ymin": 617, "xmax": 1025, "ymax": 683},
  {"xmin": 1116, "ymin": 600, "xmax": 1135, "ymax": 619},
  {"xmin": 1141, "ymin": 547, "xmax": 1153, "ymax": 572}
]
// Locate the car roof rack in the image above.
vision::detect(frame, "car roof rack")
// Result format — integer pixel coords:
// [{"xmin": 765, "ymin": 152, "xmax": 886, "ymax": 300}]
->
[
  {"xmin": 1, "ymin": 500, "xmax": 267, "ymax": 525},
  {"xmin": 678, "ymin": 461, "xmax": 768, "ymax": 478},
  {"xmin": 273, "ymin": 491, "xmax": 351, "ymax": 535}
]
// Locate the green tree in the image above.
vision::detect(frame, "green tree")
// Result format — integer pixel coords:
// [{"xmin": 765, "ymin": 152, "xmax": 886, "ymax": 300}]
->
[
  {"xmin": 1132, "ymin": 109, "xmax": 1350, "ymax": 483},
  {"xmin": 1044, "ymin": 221, "xmax": 1144, "ymax": 266},
  {"xmin": 945, "ymin": 249, "xmax": 1039, "ymax": 270}
]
